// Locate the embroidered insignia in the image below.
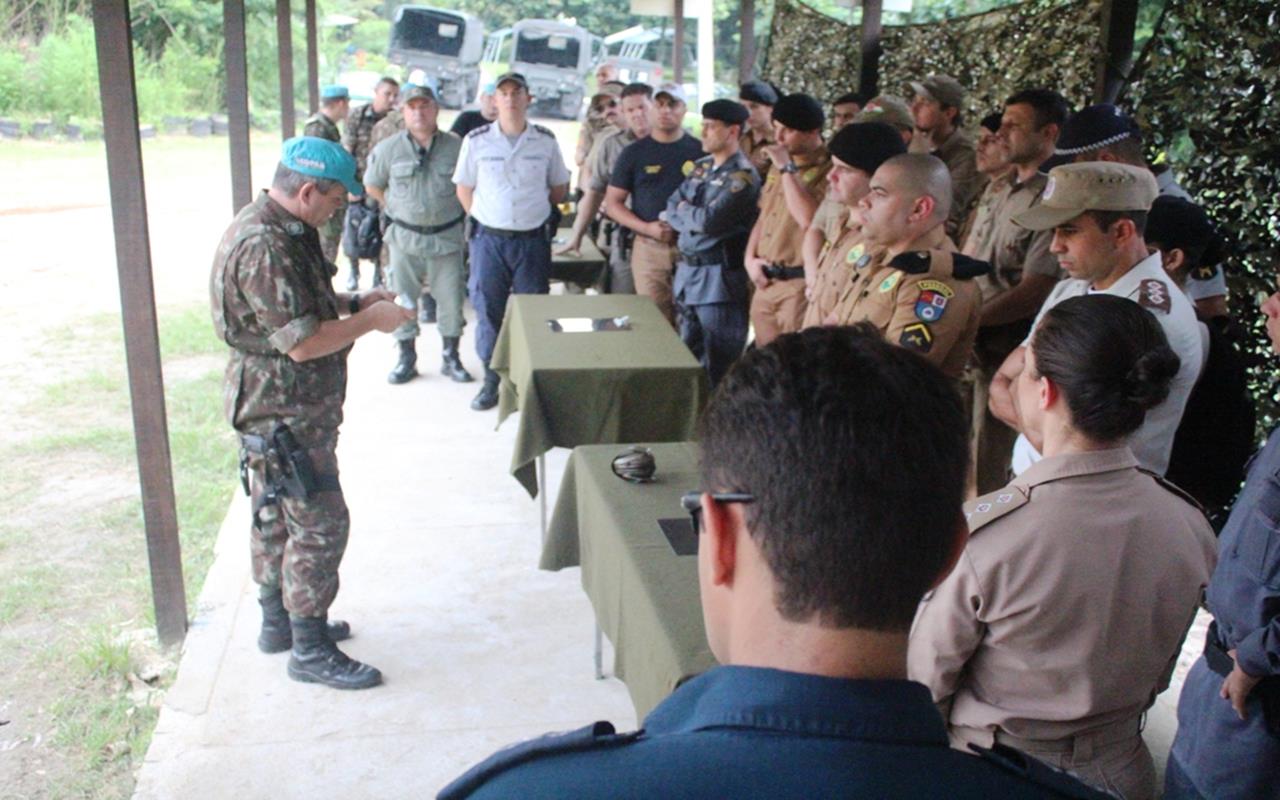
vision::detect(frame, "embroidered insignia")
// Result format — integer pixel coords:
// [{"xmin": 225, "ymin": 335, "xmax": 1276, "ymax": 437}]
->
[
  {"xmin": 1138, "ymin": 278, "xmax": 1172, "ymax": 313},
  {"xmin": 916, "ymin": 279, "xmax": 954, "ymax": 296},
  {"xmin": 914, "ymin": 289, "xmax": 950, "ymax": 322},
  {"xmin": 644, "ymin": 164, "xmax": 662, "ymax": 174},
  {"xmin": 1192, "ymin": 265, "xmax": 1218, "ymax": 281},
  {"xmin": 975, "ymin": 503, "xmax": 992, "ymax": 513},
  {"xmin": 878, "ymin": 271, "xmax": 901, "ymax": 293},
  {"xmin": 284, "ymin": 221, "xmax": 304, "ymax": 236},
  {"xmin": 681, "ymin": 160, "xmax": 695, "ymax": 176},
  {"xmin": 997, "ymin": 493, "xmax": 1014, "ymax": 504},
  {"xmin": 899, "ymin": 323, "xmax": 934, "ymax": 353},
  {"xmin": 846, "ymin": 243, "xmax": 866, "ymax": 264}
]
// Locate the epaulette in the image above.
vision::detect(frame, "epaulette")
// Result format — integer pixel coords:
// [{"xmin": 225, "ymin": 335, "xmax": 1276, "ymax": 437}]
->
[
  {"xmin": 963, "ymin": 486, "xmax": 1029, "ymax": 533},
  {"xmin": 889, "ymin": 250, "xmax": 992, "ymax": 280},
  {"xmin": 1138, "ymin": 468, "xmax": 1208, "ymax": 516},
  {"xmin": 533, "ymin": 123, "xmax": 556, "ymax": 139},
  {"xmin": 465, "ymin": 124, "xmax": 491, "ymax": 139},
  {"xmin": 952, "ymin": 253, "xmax": 992, "ymax": 279},
  {"xmin": 1136, "ymin": 277, "xmax": 1174, "ymax": 314},
  {"xmin": 969, "ymin": 743, "xmax": 1116, "ymax": 799},
  {"xmin": 437, "ymin": 721, "xmax": 642, "ymax": 799},
  {"xmin": 889, "ymin": 251, "xmax": 934, "ymax": 275}
]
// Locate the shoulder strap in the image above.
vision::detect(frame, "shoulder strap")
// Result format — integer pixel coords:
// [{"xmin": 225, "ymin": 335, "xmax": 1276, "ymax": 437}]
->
[
  {"xmin": 1138, "ymin": 468, "xmax": 1208, "ymax": 515},
  {"xmin": 969, "ymin": 743, "xmax": 1115, "ymax": 799},
  {"xmin": 964, "ymin": 486, "xmax": 1030, "ymax": 533},
  {"xmin": 533, "ymin": 123, "xmax": 556, "ymax": 139}
]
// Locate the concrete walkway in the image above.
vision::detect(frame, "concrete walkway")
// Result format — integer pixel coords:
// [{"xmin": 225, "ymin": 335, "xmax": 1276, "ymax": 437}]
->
[
  {"xmin": 134, "ymin": 305, "xmax": 1207, "ymax": 798},
  {"xmin": 134, "ymin": 327, "xmax": 634, "ymax": 799}
]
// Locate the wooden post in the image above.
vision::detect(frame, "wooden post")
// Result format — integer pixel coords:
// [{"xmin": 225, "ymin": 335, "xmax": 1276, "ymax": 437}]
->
[
  {"xmin": 859, "ymin": 0, "xmax": 884, "ymax": 99},
  {"xmin": 91, "ymin": 0, "xmax": 188, "ymax": 648},
  {"xmin": 739, "ymin": 0, "xmax": 755, "ymax": 82},
  {"xmin": 1095, "ymin": 0, "xmax": 1140, "ymax": 103},
  {"xmin": 305, "ymin": 0, "xmax": 319, "ymax": 114},
  {"xmin": 224, "ymin": 0, "xmax": 253, "ymax": 213},
  {"xmin": 673, "ymin": 0, "xmax": 685, "ymax": 85},
  {"xmin": 277, "ymin": 0, "xmax": 296, "ymax": 139}
]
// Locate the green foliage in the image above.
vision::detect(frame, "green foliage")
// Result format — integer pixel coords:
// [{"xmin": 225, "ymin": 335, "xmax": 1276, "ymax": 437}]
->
[
  {"xmin": 0, "ymin": 49, "xmax": 29, "ymax": 114},
  {"xmin": 33, "ymin": 13, "xmax": 100, "ymax": 123},
  {"xmin": 1127, "ymin": 0, "xmax": 1280, "ymax": 435}
]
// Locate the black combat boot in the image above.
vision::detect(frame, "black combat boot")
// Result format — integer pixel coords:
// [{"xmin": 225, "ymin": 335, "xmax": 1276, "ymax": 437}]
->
[
  {"xmin": 257, "ymin": 589, "xmax": 350, "ymax": 654},
  {"xmin": 388, "ymin": 338, "xmax": 418, "ymax": 384},
  {"xmin": 470, "ymin": 363, "xmax": 500, "ymax": 410},
  {"xmin": 372, "ymin": 263, "xmax": 385, "ymax": 288},
  {"xmin": 286, "ymin": 614, "xmax": 382, "ymax": 690},
  {"xmin": 441, "ymin": 336, "xmax": 474, "ymax": 383},
  {"xmin": 418, "ymin": 292, "xmax": 437, "ymax": 324},
  {"xmin": 345, "ymin": 258, "xmax": 360, "ymax": 292}
]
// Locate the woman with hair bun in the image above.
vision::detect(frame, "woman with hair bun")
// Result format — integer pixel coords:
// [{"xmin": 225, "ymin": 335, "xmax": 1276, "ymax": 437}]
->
[{"xmin": 909, "ymin": 294, "xmax": 1217, "ymax": 800}]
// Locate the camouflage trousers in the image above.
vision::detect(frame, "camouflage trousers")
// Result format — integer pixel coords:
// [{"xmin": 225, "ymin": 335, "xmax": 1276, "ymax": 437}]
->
[{"xmin": 246, "ymin": 439, "xmax": 349, "ymax": 617}]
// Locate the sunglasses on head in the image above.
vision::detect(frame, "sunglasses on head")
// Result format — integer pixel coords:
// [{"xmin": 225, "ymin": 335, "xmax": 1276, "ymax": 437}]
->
[{"xmin": 680, "ymin": 491, "xmax": 755, "ymax": 534}]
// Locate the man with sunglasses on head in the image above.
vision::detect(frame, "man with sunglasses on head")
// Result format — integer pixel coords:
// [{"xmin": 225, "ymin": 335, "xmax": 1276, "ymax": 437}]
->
[{"xmin": 439, "ymin": 326, "xmax": 1108, "ymax": 799}]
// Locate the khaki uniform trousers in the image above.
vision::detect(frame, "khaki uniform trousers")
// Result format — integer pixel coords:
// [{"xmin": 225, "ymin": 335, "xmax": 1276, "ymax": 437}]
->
[
  {"xmin": 749, "ymin": 278, "xmax": 808, "ymax": 346},
  {"xmin": 631, "ymin": 235, "xmax": 676, "ymax": 325}
]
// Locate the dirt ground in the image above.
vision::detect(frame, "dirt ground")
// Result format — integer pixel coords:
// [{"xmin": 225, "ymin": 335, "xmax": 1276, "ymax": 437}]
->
[{"xmin": 0, "ymin": 111, "xmax": 581, "ymax": 799}]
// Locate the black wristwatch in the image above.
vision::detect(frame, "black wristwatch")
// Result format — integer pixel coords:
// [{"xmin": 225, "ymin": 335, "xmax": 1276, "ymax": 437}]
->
[
  {"xmin": 348, "ymin": 295, "xmax": 361, "ymax": 315},
  {"xmin": 779, "ymin": 162, "xmax": 799, "ymax": 175}
]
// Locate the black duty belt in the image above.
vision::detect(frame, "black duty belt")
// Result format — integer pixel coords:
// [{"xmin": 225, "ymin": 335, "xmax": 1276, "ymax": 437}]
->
[
  {"xmin": 476, "ymin": 222, "xmax": 542, "ymax": 239},
  {"xmin": 388, "ymin": 213, "xmax": 465, "ymax": 236},
  {"xmin": 682, "ymin": 248, "xmax": 728, "ymax": 267},
  {"xmin": 1205, "ymin": 620, "xmax": 1280, "ymax": 735},
  {"xmin": 763, "ymin": 264, "xmax": 805, "ymax": 281}
]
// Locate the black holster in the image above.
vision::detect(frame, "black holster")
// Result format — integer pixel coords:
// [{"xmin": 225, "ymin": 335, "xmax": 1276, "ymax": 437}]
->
[
  {"xmin": 238, "ymin": 424, "xmax": 339, "ymax": 512},
  {"xmin": 1205, "ymin": 621, "xmax": 1280, "ymax": 736}
]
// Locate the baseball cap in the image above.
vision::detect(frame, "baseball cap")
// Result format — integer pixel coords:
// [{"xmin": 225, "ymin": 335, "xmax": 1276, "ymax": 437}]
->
[
  {"xmin": 655, "ymin": 82, "xmax": 688, "ymax": 104},
  {"xmin": 280, "ymin": 136, "xmax": 363, "ymax": 197},
  {"xmin": 495, "ymin": 72, "xmax": 528, "ymax": 91},
  {"xmin": 739, "ymin": 80, "xmax": 779, "ymax": 106},
  {"xmin": 1011, "ymin": 162, "xmax": 1158, "ymax": 230},
  {"xmin": 402, "ymin": 84, "xmax": 436, "ymax": 103},
  {"xmin": 320, "ymin": 85, "xmax": 349, "ymax": 101},
  {"xmin": 909, "ymin": 74, "xmax": 965, "ymax": 109},
  {"xmin": 1056, "ymin": 103, "xmax": 1142, "ymax": 156},
  {"xmin": 701, "ymin": 99, "xmax": 749, "ymax": 126},
  {"xmin": 772, "ymin": 93, "xmax": 824, "ymax": 132},
  {"xmin": 855, "ymin": 96, "xmax": 914, "ymax": 131},
  {"xmin": 827, "ymin": 122, "xmax": 907, "ymax": 174}
]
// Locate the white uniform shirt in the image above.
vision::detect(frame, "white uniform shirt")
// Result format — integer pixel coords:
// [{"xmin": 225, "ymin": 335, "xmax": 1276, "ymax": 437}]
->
[
  {"xmin": 1011, "ymin": 252, "xmax": 1206, "ymax": 476},
  {"xmin": 452, "ymin": 121, "xmax": 571, "ymax": 231}
]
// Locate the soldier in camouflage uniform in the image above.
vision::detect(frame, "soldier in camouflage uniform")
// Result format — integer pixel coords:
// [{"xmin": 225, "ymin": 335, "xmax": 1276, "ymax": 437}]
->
[
  {"xmin": 303, "ymin": 85, "xmax": 350, "ymax": 264},
  {"xmin": 210, "ymin": 136, "xmax": 411, "ymax": 690},
  {"xmin": 342, "ymin": 77, "xmax": 399, "ymax": 291}
]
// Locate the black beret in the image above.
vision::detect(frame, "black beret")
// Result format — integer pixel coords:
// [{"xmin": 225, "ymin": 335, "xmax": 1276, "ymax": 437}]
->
[
  {"xmin": 1146, "ymin": 196, "xmax": 1217, "ymax": 253},
  {"xmin": 739, "ymin": 80, "xmax": 778, "ymax": 106},
  {"xmin": 1055, "ymin": 103, "xmax": 1142, "ymax": 155},
  {"xmin": 702, "ymin": 99, "xmax": 749, "ymax": 126},
  {"xmin": 772, "ymin": 93, "xmax": 824, "ymax": 132},
  {"xmin": 827, "ymin": 122, "xmax": 907, "ymax": 174}
]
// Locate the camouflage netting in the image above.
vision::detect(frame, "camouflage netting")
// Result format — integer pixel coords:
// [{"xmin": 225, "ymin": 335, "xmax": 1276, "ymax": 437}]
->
[
  {"xmin": 878, "ymin": 0, "xmax": 1102, "ymax": 118},
  {"xmin": 758, "ymin": 0, "xmax": 862, "ymax": 99},
  {"xmin": 760, "ymin": 0, "xmax": 1103, "ymax": 115},
  {"xmin": 1127, "ymin": 0, "xmax": 1280, "ymax": 432}
]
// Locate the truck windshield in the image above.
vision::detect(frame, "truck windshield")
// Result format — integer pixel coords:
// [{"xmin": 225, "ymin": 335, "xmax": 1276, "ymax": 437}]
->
[
  {"xmin": 514, "ymin": 31, "xmax": 580, "ymax": 69},
  {"xmin": 391, "ymin": 9, "xmax": 465, "ymax": 56}
]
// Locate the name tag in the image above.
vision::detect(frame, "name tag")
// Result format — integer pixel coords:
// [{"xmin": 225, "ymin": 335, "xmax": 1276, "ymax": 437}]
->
[{"xmin": 644, "ymin": 165, "xmax": 662, "ymax": 174}]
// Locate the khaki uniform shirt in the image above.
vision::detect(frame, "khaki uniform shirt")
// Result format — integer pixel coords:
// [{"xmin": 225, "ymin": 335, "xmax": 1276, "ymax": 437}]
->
[
  {"xmin": 210, "ymin": 191, "xmax": 347, "ymax": 443},
  {"xmin": 962, "ymin": 171, "xmax": 1059, "ymax": 303},
  {"xmin": 931, "ymin": 128, "xmax": 983, "ymax": 238},
  {"xmin": 576, "ymin": 118, "xmax": 619, "ymax": 190},
  {"xmin": 908, "ymin": 447, "xmax": 1216, "ymax": 749},
  {"xmin": 586, "ymin": 127, "xmax": 639, "ymax": 194},
  {"xmin": 739, "ymin": 128, "xmax": 775, "ymax": 180},
  {"xmin": 364, "ymin": 130, "xmax": 465, "ymax": 256},
  {"xmin": 830, "ymin": 227, "xmax": 980, "ymax": 378},
  {"xmin": 753, "ymin": 148, "xmax": 831, "ymax": 268},
  {"xmin": 809, "ymin": 190, "xmax": 849, "ymax": 244},
  {"xmin": 802, "ymin": 221, "xmax": 863, "ymax": 329}
]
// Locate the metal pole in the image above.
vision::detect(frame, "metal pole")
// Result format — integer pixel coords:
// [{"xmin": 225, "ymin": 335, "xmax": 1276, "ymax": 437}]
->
[
  {"xmin": 91, "ymin": 0, "xmax": 188, "ymax": 648},
  {"xmin": 224, "ymin": 0, "xmax": 253, "ymax": 213},
  {"xmin": 673, "ymin": 0, "xmax": 685, "ymax": 85},
  {"xmin": 859, "ymin": 0, "xmax": 884, "ymax": 99},
  {"xmin": 277, "ymin": 0, "xmax": 296, "ymax": 139},
  {"xmin": 739, "ymin": 0, "xmax": 755, "ymax": 82},
  {"xmin": 1095, "ymin": 0, "xmax": 1140, "ymax": 103},
  {"xmin": 305, "ymin": 0, "xmax": 319, "ymax": 114}
]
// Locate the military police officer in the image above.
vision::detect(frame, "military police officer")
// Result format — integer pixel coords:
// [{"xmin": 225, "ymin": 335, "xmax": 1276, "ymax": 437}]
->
[
  {"xmin": 907, "ymin": 74, "xmax": 981, "ymax": 238},
  {"xmin": 364, "ymin": 85, "xmax": 471, "ymax": 386},
  {"xmin": 737, "ymin": 79, "xmax": 778, "ymax": 178},
  {"xmin": 210, "ymin": 137, "xmax": 411, "ymax": 690},
  {"xmin": 663, "ymin": 99, "xmax": 760, "ymax": 386},
  {"xmin": 303, "ymin": 85, "xmax": 350, "ymax": 263},
  {"xmin": 453, "ymin": 72, "xmax": 571, "ymax": 411}
]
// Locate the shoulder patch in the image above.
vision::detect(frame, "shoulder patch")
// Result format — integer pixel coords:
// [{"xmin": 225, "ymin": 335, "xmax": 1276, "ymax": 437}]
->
[
  {"xmin": 1192, "ymin": 264, "xmax": 1220, "ymax": 281},
  {"xmin": 1138, "ymin": 278, "xmax": 1173, "ymax": 313},
  {"xmin": 968, "ymin": 743, "xmax": 1115, "ymax": 799},
  {"xmin": 898, "ymin": 322, "xmax": 934, "ymax": 353},
  {"xmin": 532, "ymin": 123, "xmax": 556, "ymax": 139},
  {"xmin": 889, "ymin": 250, "xmax": 932, "ymax": 275},
  {"xmin": 465, "ymin": 124, "xmax": 492, "ymax": 139},
  {"xmin": 437, "ymin": 721, "xmax": 642, "ymax": 799},
  {"xmin": 963, "ymin": 487, "xmax": 1030, "ymax": 533},
  {"xmin": 913, "ymin": 281, "xmax": 955, "ymax": 322},
  {"xmin": 951, "ymin": 253, "xmax": 992, "ymax": 280}
]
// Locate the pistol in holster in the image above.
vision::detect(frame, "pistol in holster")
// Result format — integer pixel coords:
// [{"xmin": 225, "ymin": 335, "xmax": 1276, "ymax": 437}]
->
[{"xmin": 238, "ymin": 423, "xmax": 330, "ymax": 513}]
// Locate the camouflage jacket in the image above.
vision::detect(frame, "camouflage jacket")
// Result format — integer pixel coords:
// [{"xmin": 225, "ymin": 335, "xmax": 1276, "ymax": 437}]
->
[
  {"xmin": 370, "ymin": 109, "xmax": 405, "ymax": 150},
  {"xmin": 343, "ymin": 102, "xmax": 388, "ymax": 181},
  {"xmin": 210, "ymin": 191, "xmax": 348, "ymax": 443},
  {"xmin": 303, "ymin": 112, "xmax": 341, "ymax": 142}
]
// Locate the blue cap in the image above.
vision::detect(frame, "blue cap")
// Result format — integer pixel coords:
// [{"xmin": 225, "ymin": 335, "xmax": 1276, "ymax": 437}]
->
[
  {"xmin": 320, "ymin": 84, "xmax": 349, "ymax": 101},
  {"xmin": 280, "ymin": 136, "xmax": 363, "ymax": 197},
  {"xmin": 480, "ymin": 81, "xmax": 497, "ymax": 95}
]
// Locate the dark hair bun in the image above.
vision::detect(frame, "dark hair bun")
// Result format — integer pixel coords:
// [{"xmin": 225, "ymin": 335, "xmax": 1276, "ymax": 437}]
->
[{"xmin": 1122, "ymin": 345, "xmax": 1181, "ymax": 410}]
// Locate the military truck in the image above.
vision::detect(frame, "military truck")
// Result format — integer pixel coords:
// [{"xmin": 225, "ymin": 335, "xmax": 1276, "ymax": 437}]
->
[
  {"xmin": 483, "ymin": 19, "xmax": 606, "ymax": 119},
  {"xmin": 387, "ymin": 5, "xmax": 485, "ymax": 109}
]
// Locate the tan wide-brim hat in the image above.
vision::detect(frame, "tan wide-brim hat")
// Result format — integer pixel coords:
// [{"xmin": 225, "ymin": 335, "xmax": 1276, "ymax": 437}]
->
[{"xmin": 1013, "ymin": 162, "xmax": 1159, "ymax": 230}]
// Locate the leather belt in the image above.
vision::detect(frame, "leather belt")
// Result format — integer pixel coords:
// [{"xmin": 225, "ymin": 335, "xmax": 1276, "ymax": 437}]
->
[
  {"xmin": 388, "ymin": 213, "xmax": 465, "ymax": 236},
  {"xmin": 681, "ymin": 249, "xmax": 727, "ymax": 267},
  {"xmin": 476, "ymin": 222, "xmax": 542, "ymax": 239},
  {"xmin": 991, "ymin": 716, "xmax": 1143, "ymax": 762},
  {"xmin": 763, "ymin": 264, "xmax": 805, "ymax": 280}
]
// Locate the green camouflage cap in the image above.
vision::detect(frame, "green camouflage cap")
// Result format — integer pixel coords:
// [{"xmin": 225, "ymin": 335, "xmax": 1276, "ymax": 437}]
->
[
  {"xmin": 280, "ymin": 136, "xmax": 363, "ymax": 196},
  {"xmin": 854, "ymin": 95, "xmax": 914, "ymax": 131},
  {"xmin": 402, "ymin": 84, "xmax": 436, "ymax": 103},
  {"xmin": 909, "ymin": 74, "xmax": 965, "ymax": 109},
  {"xmin": 1012, "ymin": 162, "xmax": 1158, "ymax": 230}
]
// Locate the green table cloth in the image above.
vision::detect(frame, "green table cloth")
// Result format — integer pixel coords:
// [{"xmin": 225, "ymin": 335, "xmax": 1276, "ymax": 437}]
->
[
  {"xmin": 550, "ymin": 230, "xmax": 606, "ymax": 289},
  {"xmin": 544, "ymin": 441, "xmax": 717, "ymax": 719},
  {"xmin": 491, "ymin": 294, "xmax": 708, "ymax": 497}
]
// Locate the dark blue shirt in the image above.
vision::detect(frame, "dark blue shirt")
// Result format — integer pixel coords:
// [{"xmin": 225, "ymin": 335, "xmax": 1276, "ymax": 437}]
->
[
  {"xmin": 440, "ymin": 666, "xmax": 1109, "ymax": 799},
  {"xmin": 608, "ymin": 133, "xmax": 705, "ymax": 222}
]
